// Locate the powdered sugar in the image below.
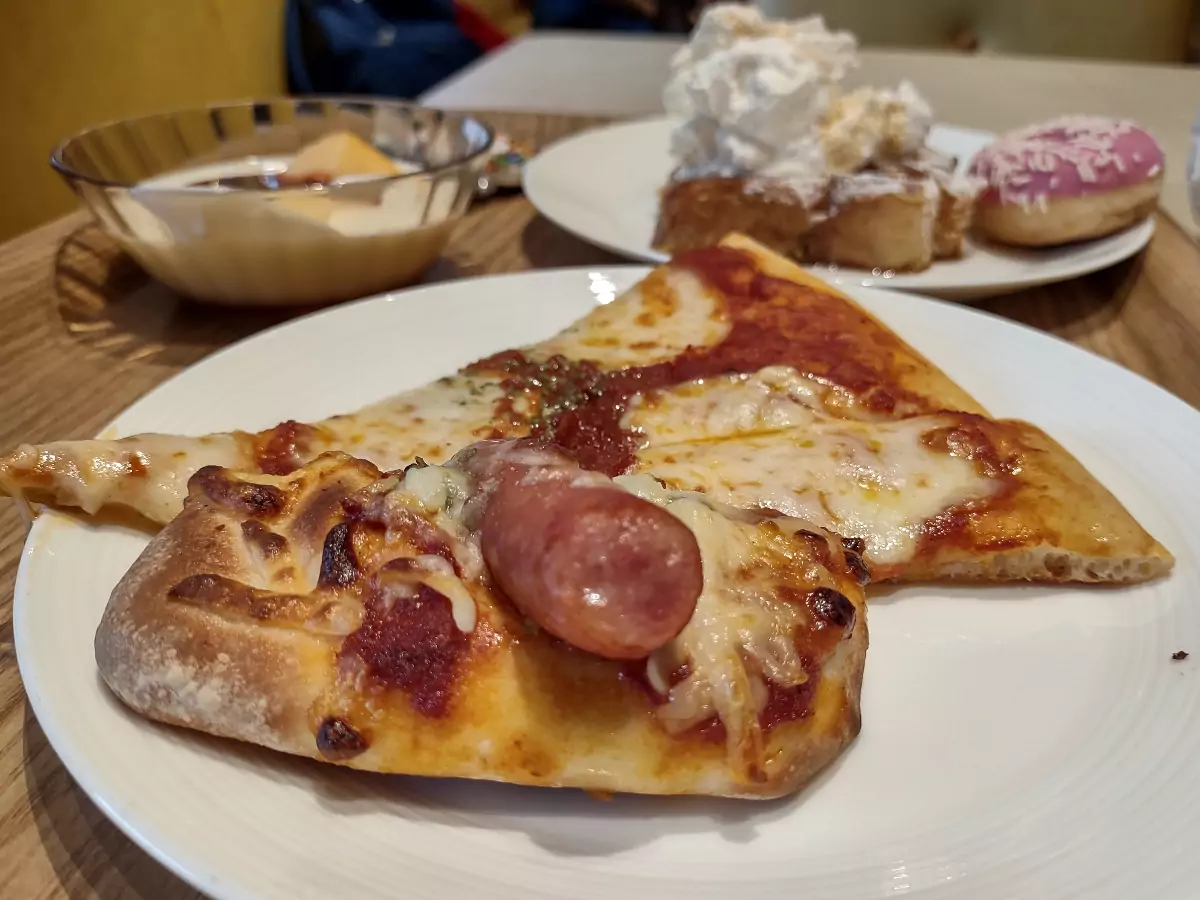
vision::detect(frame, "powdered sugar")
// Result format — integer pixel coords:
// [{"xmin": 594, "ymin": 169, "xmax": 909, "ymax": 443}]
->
[
  {"xmin": 743, "ymin": 173, "xmax": 828, "ymax": 206},
  {"xmin": 828, "ymin": 172, "xmax": 916, "ymax": 206}
]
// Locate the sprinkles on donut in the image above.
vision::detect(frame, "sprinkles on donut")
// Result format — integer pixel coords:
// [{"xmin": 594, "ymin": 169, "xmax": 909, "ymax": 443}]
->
[{"xmin": 968, "ymin": 116, "xmax": 1164, "ymax": 247}]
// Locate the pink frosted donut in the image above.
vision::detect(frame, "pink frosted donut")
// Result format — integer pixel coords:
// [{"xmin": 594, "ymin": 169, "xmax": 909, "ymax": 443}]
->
[{"xmin": 968, "ymin": 116, "xmax": 1164, "ymax": 247}]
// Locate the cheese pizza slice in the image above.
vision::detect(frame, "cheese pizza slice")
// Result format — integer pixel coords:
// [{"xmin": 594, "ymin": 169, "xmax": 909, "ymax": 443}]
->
[
  {"xmin": 2, "ymin": 235, "xmax": 1172, "ymax": 584},
  {"xmin": 96, "ymin": 440, "xmax": 868, "ymax": 799},
  {"xmin": 0, "ymin": 234, "xmax": 981, "ymax": 524}
]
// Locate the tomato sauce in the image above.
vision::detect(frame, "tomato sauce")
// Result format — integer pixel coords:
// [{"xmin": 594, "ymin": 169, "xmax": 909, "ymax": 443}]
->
[
  {"xmin": 915, "ymin": 419, "xmax": 1023, "ymax": 555},
  {"xmin": 467, "ymin": 247, "xmax": 933, "ymax": 476},
  {"xmin": 760, "ymin": 676, "xmax": 819, "ymax": 733},
  {"xmin": 339, "ymin": 583, "xmax": 467, "ymax": 717},
  {"xmin": 254, "ymin": 420, "xmax": 323, "ymax": 476}
]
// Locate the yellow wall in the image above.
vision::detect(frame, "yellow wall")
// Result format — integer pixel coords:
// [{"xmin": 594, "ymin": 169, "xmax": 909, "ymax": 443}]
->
[{"xmin": 0, "ymin": 0, "xmax": 286, "ymax": 242}]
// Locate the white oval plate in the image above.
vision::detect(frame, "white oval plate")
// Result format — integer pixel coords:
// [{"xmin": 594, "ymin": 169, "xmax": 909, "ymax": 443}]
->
[
  {"xmin": 523, "ymin": 117, "xmax": 1156, "ymax": 300},
  {"xmin": 14, "ymin": 268, "xmax": 1200, "ymax": 900}
]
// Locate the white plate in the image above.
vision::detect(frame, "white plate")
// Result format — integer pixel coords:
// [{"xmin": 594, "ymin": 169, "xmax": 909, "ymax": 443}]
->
[
  {"xmin": 522, "ymin": 117, "xmax": 1156, "ymax": 300},
  {"xmin": 14, "ymin": 268, "xmax": 1200, "ymax": 900}
]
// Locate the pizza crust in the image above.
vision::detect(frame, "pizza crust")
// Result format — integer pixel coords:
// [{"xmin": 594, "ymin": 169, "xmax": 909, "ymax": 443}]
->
[{"xmin": 893, "ymin": 418, "xmax": 1175, "ymax": 583}]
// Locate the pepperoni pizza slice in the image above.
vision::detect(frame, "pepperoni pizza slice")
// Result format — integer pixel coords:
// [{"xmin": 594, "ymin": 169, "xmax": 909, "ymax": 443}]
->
[
  {"xmin": 96, "ymin": 440, "xmax": 868, "ymax": 799},
  {"xmin": 3, "ymin": 235, "xmax": 1173, "ymax": 584}
]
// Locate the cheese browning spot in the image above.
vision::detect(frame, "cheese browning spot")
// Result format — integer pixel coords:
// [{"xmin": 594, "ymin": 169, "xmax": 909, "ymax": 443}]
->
[
  {"xmin": 318, "ymin": 522, "xmax": 360, "ymax": 589},
  {"xmin": 190, "ymin": 466, "xmax": 288, "ymax": 518},
  {"xmin": 126, "ymin": 452, "xmax": 149, "ymax": 477},
  {"xmin": 805, "ymin": 587, "xmax": 856, "ymax": 629},
  {"xmin": 315, "ymin": 716, "xmax": 369, "ymax": 760},
  {"xmin": 240, "ymin": 520, "xmax": 288, "ymax": 559},
  {"xmin": 915, "ymin": 418, "xmax": 1024, "ymax": 557},
  {"xmin": 841, "ymin": 547, "xmax": 871, "ymax": 585},
  {"xmin": 921, "ymin": 419, "xmax": 1017, "ymax": 480},
  {"xmin": 167, "ymin": 573, "xmax": 328, "ymax": 626}
]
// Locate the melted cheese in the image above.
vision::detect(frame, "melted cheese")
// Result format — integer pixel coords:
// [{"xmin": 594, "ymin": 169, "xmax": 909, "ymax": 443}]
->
[
  {"xmin": 624, "ymin": 367, "xmax": 832, "ymax": 447},
  {"xmin": 533, "ymin": 267, "xmax": 729, "ymax": 369},
  {"xmin": 616, "ymin": 474, "xmax": 828, "ymax": 779},
  {"xmin": 636, "ymin": 415, "xmax": 999, "ymax": 568},
  {"xmin": 401, "ymin": 555, "xmax": 478, "ymax": 634},
  {"xmin": 370, "ymin": 464, "xmax": 482, "ymax": 633},
  {"xmin": 400, "ymin": 462, "xmax": 471, "ymax": 521},
  {"xmin": 625, "ymin": 367, "xmax": 911, "ymax": 448},
  {"xmin": 0, "ymin": 374, "xmax": 510, "ymax": 528},
  {"xmin": 320, "ymin": 374, "xmax": 508, "ymax": 470},
  {"xmin": 0, "ymin": 433, "xmax": 249, "ymax": 524}
]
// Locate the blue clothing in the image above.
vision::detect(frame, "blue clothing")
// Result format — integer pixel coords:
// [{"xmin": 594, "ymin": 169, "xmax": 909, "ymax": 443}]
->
[{"xmin": 287, "ymin": 1, "xmax": 657, "ymax": 99}]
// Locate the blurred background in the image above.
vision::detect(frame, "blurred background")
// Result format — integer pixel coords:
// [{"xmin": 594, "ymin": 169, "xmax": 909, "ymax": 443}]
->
[{"xmin": 3, "ymin": 0, "xmax": 1198, "ymax": 244}]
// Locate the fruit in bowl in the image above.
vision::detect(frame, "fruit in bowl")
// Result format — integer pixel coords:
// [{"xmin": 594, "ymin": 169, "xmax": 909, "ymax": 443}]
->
[{"xmin": 52, "ymin": 98, "xmax": 494, "ymax": 306}]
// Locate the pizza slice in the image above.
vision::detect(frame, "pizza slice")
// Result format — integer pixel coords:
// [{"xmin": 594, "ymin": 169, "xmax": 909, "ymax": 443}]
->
[
  {"xmin": 96, "ymin": 439, "xmax": 868, "ymax": 799},
  {"xmin": 0, "ymin": 372, "xmax": 509, "ymax": 525},
  {"xmin": 2, "ymin": 235, "xmax": 1173, "ymax": 585},
  {"xmin": 0, "ymin": 234, "xmax": 982, "ymax": 525}
]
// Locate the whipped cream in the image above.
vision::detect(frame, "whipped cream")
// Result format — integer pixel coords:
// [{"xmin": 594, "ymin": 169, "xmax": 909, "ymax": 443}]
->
[
  {"xmin": 663, "ymin": 4, "xmax": 934, "ymax": 204},
  {"xmin": 823, "ymin": 81, "xmax": 933, "ymax": 172},
  {"xmin": 883, "ymin": 81, "xmax": 934, "ymax": 157},
  {"xmin": 664, "ymin": 4, "xmax": 858, "ymax": 101}
]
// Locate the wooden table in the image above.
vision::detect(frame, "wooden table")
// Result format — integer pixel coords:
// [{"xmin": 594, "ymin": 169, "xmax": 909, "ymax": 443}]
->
[{"xmin": 1, "ymin": 110, "xmax": 1199, "ymax": 898}]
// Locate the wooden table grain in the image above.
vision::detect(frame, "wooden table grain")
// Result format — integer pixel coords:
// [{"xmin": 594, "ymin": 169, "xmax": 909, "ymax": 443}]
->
[{"xmin": 1, "ymin": 110, "xmax": 1199, "ymax": 899}]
